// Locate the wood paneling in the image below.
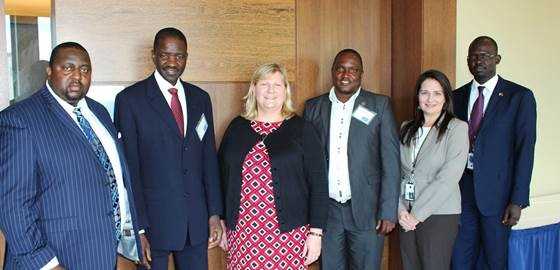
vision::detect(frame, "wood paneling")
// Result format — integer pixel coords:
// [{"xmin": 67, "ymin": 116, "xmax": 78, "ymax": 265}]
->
[
  {"xmin": 391, "ymin": 0, "xmax": 457, "ymax": 125},
  {"xmin": 4, "ymin": 0, "xmax": 51, "ymax": 17},
  {"xmin": 200, "ymin": 82, "xmax": 247, "ymax": 144},
  {"xmin": 295, "ymin": 0, "xmax": 391, "ymax": 110},
  {"xmin": 422, "ymin": 0, "xmax": 457, "ymax": 86},
  {"xmin": 53, "ymin": 0, "xmax": 295, "ymax": 83},
  {"xmin": 391, "ymin": 0, "xmax": 422, "ymax": 125}
]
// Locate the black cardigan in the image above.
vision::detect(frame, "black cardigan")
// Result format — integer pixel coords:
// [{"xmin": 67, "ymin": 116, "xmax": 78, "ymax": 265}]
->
[{"xmin": 218, "ymin": 115, "xmax": 328, "ymax": 232}]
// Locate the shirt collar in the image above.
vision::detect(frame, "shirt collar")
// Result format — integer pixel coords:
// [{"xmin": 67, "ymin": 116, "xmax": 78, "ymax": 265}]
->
[
  {"xmin": 46, "ymin": 81, "xmax": 89, "ymax": 114},
  {"xmin": 328, "ymin": 86, "xmax": 362, "ymax": 104},
  {"xmin": 472, "ymin": 74, "xmax": 499, "ymax": 93},
  {"xmin": 154, "ymin": 69, "xmax": 183, "ymax": 91}
]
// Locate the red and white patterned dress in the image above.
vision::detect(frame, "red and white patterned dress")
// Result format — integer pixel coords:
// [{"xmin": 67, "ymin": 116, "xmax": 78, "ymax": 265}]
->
[{"xmin": 226, "ymin": 121, "xmax": 309, "ymax": 270}]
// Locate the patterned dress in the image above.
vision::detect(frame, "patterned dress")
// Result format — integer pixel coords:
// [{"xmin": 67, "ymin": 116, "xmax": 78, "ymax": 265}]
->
[{"xmin": 226, "ymin": 121, "xmax": 309, "ymax": 270}]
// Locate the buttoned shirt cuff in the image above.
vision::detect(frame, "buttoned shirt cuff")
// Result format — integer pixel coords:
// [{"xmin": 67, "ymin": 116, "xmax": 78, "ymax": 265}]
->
[{"xmin": 41, "ymin": 257, "xmax": 59, "ymax": 270}]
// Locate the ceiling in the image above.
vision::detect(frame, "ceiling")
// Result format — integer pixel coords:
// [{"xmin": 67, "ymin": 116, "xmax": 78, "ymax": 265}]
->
[{"xmin": 4, "ymin": 0, "xmax": 51, "ymax": 17}]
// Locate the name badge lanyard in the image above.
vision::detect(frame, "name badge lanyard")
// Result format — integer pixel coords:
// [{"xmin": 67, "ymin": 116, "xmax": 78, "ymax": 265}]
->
[{"xmin": 404, "ymin": 127, "xmax": 431, "ymax": 205}]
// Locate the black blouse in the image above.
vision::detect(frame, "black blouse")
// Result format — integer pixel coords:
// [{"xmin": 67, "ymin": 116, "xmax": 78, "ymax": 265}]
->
[{"xmin": 218, "ymin": 115, "xmax": 328, "ymax": 232}]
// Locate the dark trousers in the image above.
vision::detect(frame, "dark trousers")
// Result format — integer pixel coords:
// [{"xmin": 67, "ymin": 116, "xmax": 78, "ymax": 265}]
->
[
  {"xmin": 321, "ymin": 199, "xmax": 384, "ymax": 270},
  {"xmin": 399, "ymin": 214, "xmax": 459, "ymax": 270},
  {"xmin": 146, "ymin": 240, "xmax": 208, "ymax": 270},
  {"xmin": 452, "ymin": 172, "xmax": 511, "ymax": 270}
]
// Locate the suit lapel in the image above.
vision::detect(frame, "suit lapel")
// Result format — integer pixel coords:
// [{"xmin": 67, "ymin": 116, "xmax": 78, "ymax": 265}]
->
[
  {"xmin": 41, "ymin": 87, "xmax": 92, "ymax": 146},
  {"xmin": 455, "ymin": 83, "xmax": 471, "ymax": 122},
  {"xmin": 41, "ymin": 88, "xmax": 109, "ymax": 177},
  {"xmin": 348, "ymin": 92, "xmax": 365, "ymax": 148},
  {"xmin": 87, "ymin": 98, "xmax": 117, "ymax": 140},
  {"xmin": 182, "ymin": 81, "xmax": 198, "ymax": 142},
  {"xmin": 477, "ymin": 76, "xmax": 506, "ymax": 135},
  {"xmin": 319, "ymin": 95, "xmax": 332, "ymax": 154},
  {"xmin": 145, "ymin": 75, "xmax": 183, "ymax": 141},
  {"xmin": 413, "ymin": 127, "xmax": 437, "ymax": 166}
]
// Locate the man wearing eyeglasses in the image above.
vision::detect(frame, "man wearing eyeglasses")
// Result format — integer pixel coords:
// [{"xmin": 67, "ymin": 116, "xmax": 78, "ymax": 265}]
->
[
  {"xmin": 114, "ymin": 27, "xmax": 223, "ymax": 269},
  {"xmin": 451, "ymin": 36, "xmax": 537, "ymax": 269}
]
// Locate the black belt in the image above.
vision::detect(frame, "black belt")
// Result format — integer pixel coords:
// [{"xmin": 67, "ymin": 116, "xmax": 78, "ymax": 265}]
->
[{"xmin": 330, "ymin": 198, "xmax": 351, "ymax": 207}]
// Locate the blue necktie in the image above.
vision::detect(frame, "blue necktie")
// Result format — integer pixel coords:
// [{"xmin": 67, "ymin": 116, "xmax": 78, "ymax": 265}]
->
[{"xmin": 74, "ymin": 107, "xmax": 121, "ymax": 240}]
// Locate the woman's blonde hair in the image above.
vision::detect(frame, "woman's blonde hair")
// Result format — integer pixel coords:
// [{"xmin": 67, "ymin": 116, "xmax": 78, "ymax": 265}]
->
[{"xmin": 241, "ymin": 63, "xmax": 295, "ymax": 120}]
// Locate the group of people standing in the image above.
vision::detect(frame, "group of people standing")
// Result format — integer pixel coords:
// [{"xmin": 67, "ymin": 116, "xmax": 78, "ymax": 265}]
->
[{"xmin": 0, "ymin": 26, "xmax": 536, "ymax": 270}]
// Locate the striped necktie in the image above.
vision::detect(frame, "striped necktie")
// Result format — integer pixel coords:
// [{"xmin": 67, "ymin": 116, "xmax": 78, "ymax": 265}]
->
[{"xmin": 74, "ymin": 107, "xmax": 121, "ymax": 240}]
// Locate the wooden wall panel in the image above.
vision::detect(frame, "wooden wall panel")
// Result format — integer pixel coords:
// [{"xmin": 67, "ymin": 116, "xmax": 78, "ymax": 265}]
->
[
  {"xmin": 391, "ymin": 0, "xmax": 422, "ymax": 125},
  {"xmin": 295, "ymin": 0, "xmax": 391, "ymax": 110},
  {"xmin": 391, "ymin": 0, "xmax": 457, "ymax": 125},
  {"xmin": 422, "ymin": 0, "xmax": 457, "ymax": 86},
  {"xmin": 200, "ymin": 82, "xmax": 247, "ymax": 144},
  {"xmin": 53, "ymin": 0, "xmax": 295, "ymax": 83}
]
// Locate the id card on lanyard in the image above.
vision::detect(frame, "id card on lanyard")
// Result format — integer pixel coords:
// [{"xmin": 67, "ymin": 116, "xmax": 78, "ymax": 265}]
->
[{"xmin": 403, "ymin": 127, "xmax": 431, "ymax": 202}]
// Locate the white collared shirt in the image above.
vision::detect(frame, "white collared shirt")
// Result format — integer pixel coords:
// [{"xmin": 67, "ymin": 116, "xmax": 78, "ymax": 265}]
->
[
  {"xmin": 468, "ymin": 74, "xmax": 499, "ymax": 120},
  {"xmin": 154, "ymin": 70, "xmax": 187, "ymax": 135},
  {"xmin": 43, "ymin": 83, "xmax": 134, "ymax": 269},
  {"xmin": 328, "ymin": 87, "xmax": 361, "ymax": 203}
]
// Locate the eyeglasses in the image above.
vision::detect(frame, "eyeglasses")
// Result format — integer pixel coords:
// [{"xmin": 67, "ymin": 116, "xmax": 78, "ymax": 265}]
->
[{"xmin": 467, "ymin": 53, "xmax": 496, "ymax": 61}]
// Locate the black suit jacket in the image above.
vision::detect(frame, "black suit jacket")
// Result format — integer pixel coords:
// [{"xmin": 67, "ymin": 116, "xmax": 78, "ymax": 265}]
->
[
  {"xmin": 114, "ymin": 74, "xmax": 222, "ymax": 250},
  {"xmin": 304, "ymin": 90, "xmax": 401, "ymax": 228},
  {"xmin": 218, "ymin": 115, "xmax": 329, "ymax": 232}
]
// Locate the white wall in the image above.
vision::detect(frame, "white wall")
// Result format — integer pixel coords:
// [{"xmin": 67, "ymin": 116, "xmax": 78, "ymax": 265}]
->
[
  {"xmin": 0, "ymin": 1, "xmax": 9, "ymax": 109},
  {"xmin": 457, "ymin": 0, "xmax": 560, "ymax": 229}
]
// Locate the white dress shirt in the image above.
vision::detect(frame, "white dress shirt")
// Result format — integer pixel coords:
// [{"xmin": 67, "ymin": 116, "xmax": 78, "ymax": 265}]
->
[
  {"xmin": 154, "ymin": 70, "xmax": 187, "ymax": 135},
  {"xmin": 468, "ymin": 74, "xmax": 499, "ymax": 120},
  {"xmin": 42, "ymin": 83, "xmax": 134, "ymax": 269},
  {"xmin": 328, "ymin": 87, "xmax": 361, "ymax": 203}
]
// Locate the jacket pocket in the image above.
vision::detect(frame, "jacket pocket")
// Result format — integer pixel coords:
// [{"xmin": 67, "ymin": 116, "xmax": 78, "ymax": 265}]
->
[{"xmin": 43, "ymin": 216, "xmax": 78, "ymax": 233}]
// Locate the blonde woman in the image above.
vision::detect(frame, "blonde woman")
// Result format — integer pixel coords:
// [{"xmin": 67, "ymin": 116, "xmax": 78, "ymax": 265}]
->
[{"xmin": 218, "ymin": 63, "xmax": 328, "ymax": 269}]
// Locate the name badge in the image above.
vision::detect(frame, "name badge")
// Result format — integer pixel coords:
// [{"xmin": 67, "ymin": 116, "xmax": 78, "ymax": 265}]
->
[
  {"xmin": 196, "ymin": 114, "xmax": 208, "ymax": 141},
  {"xmin": 404, "ymin": 180, "xmax": 415, "ymax": 201},
  {"xmin": 352, "ymin": 105, "xmax": 376, "ymax": 125},
  {"xmin": 467, "ymin": 152, "xmax": 474, "ymax": 170}
]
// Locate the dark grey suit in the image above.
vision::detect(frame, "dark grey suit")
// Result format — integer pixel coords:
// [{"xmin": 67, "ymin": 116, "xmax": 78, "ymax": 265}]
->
[{"xmin": 304, "ymin": 90, "xmax": 400, "ymax": 270}]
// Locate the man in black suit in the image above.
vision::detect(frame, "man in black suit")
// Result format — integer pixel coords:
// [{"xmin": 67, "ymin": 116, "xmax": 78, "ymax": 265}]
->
[
  {"xmin": 304, "ymin": 49, "xmax": 400, "ymax": 270},
  {"xmin": 115, "ymin": 28, "xmax": 223, "ymax": 270}
]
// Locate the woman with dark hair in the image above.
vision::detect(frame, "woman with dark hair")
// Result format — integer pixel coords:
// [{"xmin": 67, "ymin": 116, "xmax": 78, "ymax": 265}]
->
[{"xmin": 398, "ymin": 70, "xmax": 469, "ymax": 270}]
